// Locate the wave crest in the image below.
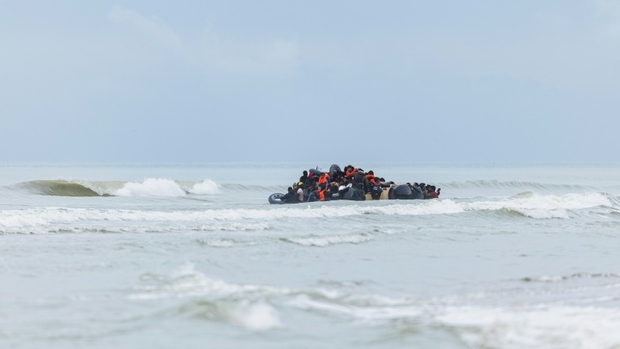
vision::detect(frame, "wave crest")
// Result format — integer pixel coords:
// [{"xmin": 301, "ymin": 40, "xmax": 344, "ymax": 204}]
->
[
  {"xmin": 281, "ymin": 233, "xmax": 373, "ymax": 247},
  {"xmin": 12, "ymin": 178, "xmax": 220, "ymax": 197},
  {"xmin": 16, "ymin": 180, "xmax": 108, "ymax": 197}
]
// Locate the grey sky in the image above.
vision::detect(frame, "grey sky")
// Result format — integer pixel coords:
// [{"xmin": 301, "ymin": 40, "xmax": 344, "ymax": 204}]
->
[{"xmin": 1, "ymin": 1, "xmax": 619, "ymax": 164}]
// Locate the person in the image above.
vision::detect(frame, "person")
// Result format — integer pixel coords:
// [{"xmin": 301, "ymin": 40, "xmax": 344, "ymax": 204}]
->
[
  {"xmin": 426, "ymin": 185, "xmax": 440, "ymax": 199},
  {"xmin": 331, "ymin": 168, "xmax": 345, "ymax": 183},
  {"xmin": 409, "ymin": 182, "xmax": 425, "ymax": 199},
  {"xmin": 295, "ymin": 183, "xmax": 305, "ymax": 202},
  {"xmin": 344, "ymin": 165, "xmax": 358, "ymax": 179},
  {"xmin": 299, "ymin": 170, "xmax": 309, "ymax": 186},
  {"xmin": 318, "ymin": 183, "xmax": 329, "ymax": 201},
  {"xmin": 318, "ymin": 172, "xmax": 330, "ymax": 186},
  {"xmin": 281, "ymin": 187, "xmax": 299, "ymax": 203},
  {"xmin": 365, "ymin": 170, "xmax": 377, "ymax": 185}
]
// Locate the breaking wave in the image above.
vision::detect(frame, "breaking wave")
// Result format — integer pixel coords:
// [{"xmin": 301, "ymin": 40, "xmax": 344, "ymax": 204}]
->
[
  {"xmin": 439, "ymin": 179, "xmax": 600, "ymax": 192},
  {"xmin": 521, "ymin": 272, "xmax": 620, "ymax": 283},
  {"xmin": 281, "ymin": 233, "xmax": 374, "ymax": 247},
  {"xmin": 463, "ymin": 192, "xmax": 612, "ymax": 219},
  {"xmin": 15, "ymin": 180, "xmax": 114, "ymax": 197},
  {"xmin": 12, "ymin": 178, "xmax": 220, "ymax": 197},
  {"xmin": 130, "ymin": 263, "xmax": 620, "ymax": 346},
  {"xmin": 0, "ymin": 192, "xmax": 616, "ymax": 234}
]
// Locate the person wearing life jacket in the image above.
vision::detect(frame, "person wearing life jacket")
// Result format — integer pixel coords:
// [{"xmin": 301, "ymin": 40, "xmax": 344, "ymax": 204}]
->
[
  {"xmin": 344, "ymin": 165, "xmax": 358, "ymax": 179},
  {"xmin": 318, "ymin": 172, "xmax": 330, "ymax": 186},
  {"xmin": 318, "ymin": 184, "xmax": 328, "ymax": 201},
  {"xmin": 365, "ymin": 170, "xmax": 377, "ymax": 185}
]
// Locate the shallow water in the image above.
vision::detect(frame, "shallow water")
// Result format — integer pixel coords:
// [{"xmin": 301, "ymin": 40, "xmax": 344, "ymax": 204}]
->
[{"xmin": 1, "ymin": 163, "xmax": 620, "ymax": 349}]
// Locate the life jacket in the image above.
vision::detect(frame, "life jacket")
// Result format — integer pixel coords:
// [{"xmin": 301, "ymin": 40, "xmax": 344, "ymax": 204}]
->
[
  {"xmin": 318, "ymin": 173, "xmax": 329, "ymax": 185},
  {"xmin": 319, "ymin": 188, "xmax": 327, "ymax": 201},
  {"xmin": 345, "ymin": 168, "xmax": 357, "ymax": 178},
  {"xmin": 365, "ymin": 174, "xmax": 376, "ymax": 185}
]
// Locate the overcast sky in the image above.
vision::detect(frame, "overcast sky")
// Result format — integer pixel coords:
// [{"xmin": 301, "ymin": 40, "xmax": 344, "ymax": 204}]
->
[{"xmin": 1, "ymin": 1, "xmax": 619, "ymax": 164}]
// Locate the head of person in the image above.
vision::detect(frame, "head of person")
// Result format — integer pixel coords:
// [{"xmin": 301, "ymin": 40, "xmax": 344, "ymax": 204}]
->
[
  {"xmin": 287, "ymin": 187, "xmax": 294, "ymax": 194},
  {"xmin": 303, "ymin": 170, "xmax": 308, "ymax": 176}
]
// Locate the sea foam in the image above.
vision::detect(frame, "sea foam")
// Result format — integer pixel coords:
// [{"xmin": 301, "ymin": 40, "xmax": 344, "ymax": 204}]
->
[
  {"xmin": 464, "ymin": 192, "xmax": 612, "ymax": 219},
  {"xmin": 281, "ymin": 233, "xmax": 373, "ymax": 247},
  {"xmin": 115, "ymin": 178, "xmax": 186, "ymax": 197},
  {"xmin": 188, "ymin": 179, "xmax": 220, "ymax": 195},
  {"xmin": 436, "ymin": 305, "xmax": 620, "ymax": 349}
]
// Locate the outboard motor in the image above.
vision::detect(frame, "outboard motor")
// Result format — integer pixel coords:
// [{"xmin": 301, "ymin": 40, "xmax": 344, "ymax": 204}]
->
[{"xmin": 393, "ymin": 184, "xmax": 413, "ymax": 199}]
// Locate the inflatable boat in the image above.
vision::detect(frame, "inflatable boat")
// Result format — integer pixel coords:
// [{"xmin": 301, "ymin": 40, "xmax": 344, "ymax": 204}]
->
[
  {"xmin": 268, "ymin": 164, "xmax": 436, "ymax": 204},
  {"xmin": 268, "ymin": 183, "xmax": 425, "ymax": 204}
]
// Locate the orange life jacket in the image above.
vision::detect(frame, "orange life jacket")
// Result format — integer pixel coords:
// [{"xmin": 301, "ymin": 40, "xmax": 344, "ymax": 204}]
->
[
  {"xmin": 345, "ymin": 168, "xmax": 357, "ymax": 178},
  {"xmin": 365, "ymin": 174, "xmax": 376, "ymax": 185},
  {"xmin": 318, "ymin": 173, "xmax": 329, "ymax": 185}
]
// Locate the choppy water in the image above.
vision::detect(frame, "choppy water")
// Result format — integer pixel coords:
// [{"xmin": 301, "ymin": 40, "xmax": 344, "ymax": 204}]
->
[{"xmin": 1, "ymin": 163, "xmax": 620, "ymax": 349}]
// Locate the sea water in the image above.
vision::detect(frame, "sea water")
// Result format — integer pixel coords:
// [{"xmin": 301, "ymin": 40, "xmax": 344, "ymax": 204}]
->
[{"xmin": 1, "ymin": 163, "xmax": 620, "ymax": 349}]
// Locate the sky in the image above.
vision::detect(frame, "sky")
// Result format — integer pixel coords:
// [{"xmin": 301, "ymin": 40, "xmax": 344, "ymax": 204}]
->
[{"xmin": 1, "ymin": 1, "xmax": 619, "ymax": 164}]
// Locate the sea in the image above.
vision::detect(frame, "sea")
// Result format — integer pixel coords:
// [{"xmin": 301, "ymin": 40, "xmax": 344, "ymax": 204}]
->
[{"xmin": 1, "ymin": 163, "xmax": 619, "ymax": 349}]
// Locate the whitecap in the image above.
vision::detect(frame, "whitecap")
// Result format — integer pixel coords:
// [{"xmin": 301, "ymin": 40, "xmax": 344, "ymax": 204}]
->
[
  {"xmin": 189, "ymin": 179, "xmax": 220, "ymax": 195},
  {"xmin": 115, "ymin": 178, "xmax": 186, "ymax": 197},
  {"xmin": 282, "ymin": 233, "xmax": 373, "ymax": 247}
]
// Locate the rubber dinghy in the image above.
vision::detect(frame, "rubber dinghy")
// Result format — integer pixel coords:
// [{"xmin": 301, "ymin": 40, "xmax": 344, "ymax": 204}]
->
[
  {"xmin": 269, "ymin": 184, "xmax": 423, "ymax": 204},
  {"xmin": 268, "ymin": 164, "xmax": 431, "ymax": 204}
]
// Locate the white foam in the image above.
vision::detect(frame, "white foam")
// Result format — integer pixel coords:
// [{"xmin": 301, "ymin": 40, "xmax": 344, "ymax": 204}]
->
[
  {"xmin": 0, "ymin": 208, "xmax": 271, "ymax": 234},
  {"xmin": 115, "ymin": 178, "xmax": 186, "ymax": 197},
  {"xmin": 283, "ymin": 233, "xmax": 373, "ymax": 247},
  {"xmin": 0, "ymin": 192, "xmax": 613, "ymax": 234},
  {"xmin": 0, "ymin": 203, "xmax": 465, "ymax": 234},
  {"xmin": 189, "ymin": 179, "xmax": 220, "ymax": 195},
  {"xmin": 143, "ymin": 264, "xmax": 282, "ymax": 331},
  {"xmin": 287, "ymin": 292, "xmax": 620, "ymax": 347},
  {"xmin": 464, "ymin": 192, "xmax": 612, "ymax": 219},
  {"xmin": 226, "ymin": 301, "xmax": 281, "ymax": 331},
  {"xmin": 436, "ymin": 305, "xmax": 620, "ymax": 349},
  {"xmin": 132, "ymin": 263, "xmax": 289, "ymax": 300},
  {"xmin": 197, "ymin": 239, "xmax": 235, "ymax": 248}
]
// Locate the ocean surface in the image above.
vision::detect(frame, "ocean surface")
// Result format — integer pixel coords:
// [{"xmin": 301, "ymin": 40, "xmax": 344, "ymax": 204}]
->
[{"xmin": 1, "ymin": 163, "xmax": 620, "ymax": 349}]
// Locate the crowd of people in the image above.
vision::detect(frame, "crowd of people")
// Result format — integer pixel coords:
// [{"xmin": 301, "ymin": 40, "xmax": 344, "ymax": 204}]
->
[{"xmin": 279, "ymin": 164, "xmax": 440, "ymax": 203}]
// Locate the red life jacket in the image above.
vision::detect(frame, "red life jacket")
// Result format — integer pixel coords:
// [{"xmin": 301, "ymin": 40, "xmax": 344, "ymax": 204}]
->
[
  {"xmin": 345, "ymin": 168, "xmax": 357, "ymax": 178},
  {"xmin": 365, "ymin": 174, "xmax": 376, "ymax": 184}
]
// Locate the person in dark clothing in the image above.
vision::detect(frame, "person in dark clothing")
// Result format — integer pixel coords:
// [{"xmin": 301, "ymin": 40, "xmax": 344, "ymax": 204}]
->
[
  {"xmin": 299, "ymin": 171, "xmax": 309, "ymax": 186},
  {"xmin": 281, "ymin": 186, "xmax": 299, "ymax": 203}
]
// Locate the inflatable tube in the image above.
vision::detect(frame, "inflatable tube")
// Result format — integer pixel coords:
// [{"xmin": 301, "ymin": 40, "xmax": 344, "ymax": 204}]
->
[
  {"xmin": 268, "ymin": 193, "xmax": 287, "ymax": 204},
  {"xmin": 329, "ymin": 164, "xmax": 342, "ymax": 175},
  {"xmin": 365, "ymin": 187, "xmax": 391, "ymax": 200},
  {"xmin": 393, "ymin": 184, "xmax": 413, "ymax": 199},
  {"xmin": 412, "ymin": 185, "xmax": 425, "ymax": 200}
]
